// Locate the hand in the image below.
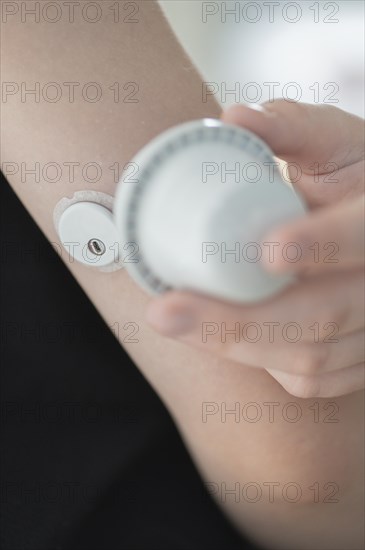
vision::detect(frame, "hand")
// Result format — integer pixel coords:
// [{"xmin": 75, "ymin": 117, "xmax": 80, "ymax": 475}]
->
[{"xmin": 146, "ymin": 100, "xmax": 365, "ymax": 398}]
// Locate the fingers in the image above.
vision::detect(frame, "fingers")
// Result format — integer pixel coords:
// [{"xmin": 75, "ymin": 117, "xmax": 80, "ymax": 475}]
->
[
  {"xmin": 146, "ymin": 282, "xmax": 364, "ymax": 377},
  {"xmin": 285, "ymin": 159, "xmax": 365, "ymax": 207},
  {"xmin": 262, "ymin": 195, "xmax": 365, "ymax": 274},
  {"xmin": 267, "ymin": 363, "xmax": 365, "ymax": 399},
  {"xmin": 147, "ymin": 271, "xmax": 364, "ymax": 343},
  {"xmin": 147, "ymin": 290, "xmax": 364, "ymax": 375},
  {"xmin": 222, "ymin": 100, "xmax": 364, "ymax": 168}
]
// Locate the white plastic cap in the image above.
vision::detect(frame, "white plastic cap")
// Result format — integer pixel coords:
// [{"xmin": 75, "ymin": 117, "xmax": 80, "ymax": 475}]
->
[{"xmin": 115, "ymin": 118, "xmax": 306, "ymax": 303}]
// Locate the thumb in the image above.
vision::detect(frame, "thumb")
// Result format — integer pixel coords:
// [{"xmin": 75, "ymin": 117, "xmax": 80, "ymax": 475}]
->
[{"xmin": 221, "ymin": 100, "xmax": 364, "ymax": 169}]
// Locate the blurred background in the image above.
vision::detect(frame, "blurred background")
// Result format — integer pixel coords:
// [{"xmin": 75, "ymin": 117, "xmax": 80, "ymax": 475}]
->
[{"xmin": 160, "ymin": 0, "xmax": 364, "ymax": 117}]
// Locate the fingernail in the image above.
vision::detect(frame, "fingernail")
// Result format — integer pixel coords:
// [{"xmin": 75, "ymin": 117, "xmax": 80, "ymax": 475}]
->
[
  {"xmin": 244, "ymin": 103, "xmax": 266, "ymax": 112},
  {"xmin": 146, "ymin": 301, "xmax": 195, "ymax": 336},
  {"xmin": 223, "ymin": 103, "xmax": 276, "ymax": 122},
  {"xmin": 224, "ymin": 103, "xmax": 265, "ymax": 116}
]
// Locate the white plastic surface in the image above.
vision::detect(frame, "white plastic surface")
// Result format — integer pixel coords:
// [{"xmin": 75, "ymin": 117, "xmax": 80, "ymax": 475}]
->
[
  {"xmin": 114, "ymin": 118, "xmax": 307, "ymax": 303},
  {"xmin": 58, "ymin": 201, "xmax": 119, "ymax": 268}
]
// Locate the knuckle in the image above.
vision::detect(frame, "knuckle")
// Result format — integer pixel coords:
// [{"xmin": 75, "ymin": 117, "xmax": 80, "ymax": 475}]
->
[
  {"xmin": 319, "ymin": 304, "xmax": 350, "ymax": 337},
  {"xmin": 294, "ymin": 345, "xmax": 329, "ymax": 375}
]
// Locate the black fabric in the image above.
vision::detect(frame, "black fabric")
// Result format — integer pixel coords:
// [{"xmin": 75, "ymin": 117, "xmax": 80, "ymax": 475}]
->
[{"xmin": 0, "ymin": 176, "xmax": 258, "ymax": 549}]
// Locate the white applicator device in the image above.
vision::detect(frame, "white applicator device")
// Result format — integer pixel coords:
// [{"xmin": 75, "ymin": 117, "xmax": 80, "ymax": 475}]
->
[{"xmin": 55, "ymin": 119, "xmax": 306, "ymax": 303}]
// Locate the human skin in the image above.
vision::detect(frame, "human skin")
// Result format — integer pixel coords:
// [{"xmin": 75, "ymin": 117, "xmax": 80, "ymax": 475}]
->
[{"xmin": 1, "ymin": 2, "xmax": 364, "ymax": 549}]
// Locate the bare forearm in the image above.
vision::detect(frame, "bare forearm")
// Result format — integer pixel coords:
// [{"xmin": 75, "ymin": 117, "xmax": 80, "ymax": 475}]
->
[{"xmin": 2, "ymin": 2, "xmax": 363, "ymax": 549}]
